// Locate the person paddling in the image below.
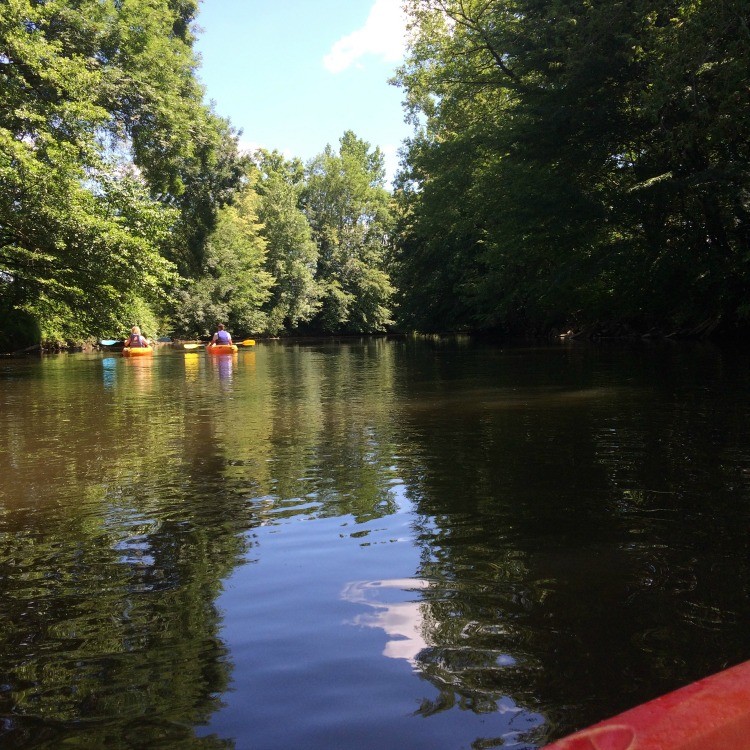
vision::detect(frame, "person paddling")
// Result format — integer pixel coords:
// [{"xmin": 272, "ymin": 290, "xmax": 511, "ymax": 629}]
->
[
  {"xmin": 208, "ymin": 323, "xmax": 232, "ymax": 347},
  {"xmin": 124, "ymin": 325, "xmax": 149, "ymax": 347}
]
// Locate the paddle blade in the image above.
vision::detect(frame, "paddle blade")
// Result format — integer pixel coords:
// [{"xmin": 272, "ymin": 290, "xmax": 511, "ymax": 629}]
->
[
  {"xmin": 100, "ymin": 339, "xmax": 120, "ymax": 346},
  {"xmin": 240, "ymin": 339, "xmax": 256, "ymax": 346},
  {"xmin": 182, "ymin": 343, "xmax": 202, "ymax": 350}
]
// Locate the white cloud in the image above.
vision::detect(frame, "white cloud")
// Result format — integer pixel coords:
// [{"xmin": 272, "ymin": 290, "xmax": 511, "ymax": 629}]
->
[
  {"xmin": 323, "ymin": 0, "xmax": 407, "ymax": 74},
  {"xmin": 342, "ymin": 579, "xmax": 431, "ymax": 667}
]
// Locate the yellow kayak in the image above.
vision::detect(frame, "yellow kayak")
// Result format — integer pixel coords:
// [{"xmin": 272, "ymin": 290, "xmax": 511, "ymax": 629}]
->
[{"xmin": 122, "ymin": 346, "xmax": 153, "ymax": 357}]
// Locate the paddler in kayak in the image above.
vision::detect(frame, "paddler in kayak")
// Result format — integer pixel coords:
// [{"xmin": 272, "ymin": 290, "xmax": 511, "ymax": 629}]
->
[
  {"xmin": 124, "ymin": 325, "xmax": 149, "ymax": 347},
  {"xmin": 207, "ymin": 323, "xmax": 233, "ymax": 348}
]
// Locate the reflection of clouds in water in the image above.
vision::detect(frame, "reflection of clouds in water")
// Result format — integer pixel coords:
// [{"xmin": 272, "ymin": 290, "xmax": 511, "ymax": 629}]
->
[
  {"xmin": 342, "ymin": 579, "xmax": 431, "ymax": 667},
  {"xmin": 343, "ymin": 578, "xmax": 540, "ymax": 731},
  {"xmin": 101, "ymin": 357, "xmax": 117, "ymax": 389}
]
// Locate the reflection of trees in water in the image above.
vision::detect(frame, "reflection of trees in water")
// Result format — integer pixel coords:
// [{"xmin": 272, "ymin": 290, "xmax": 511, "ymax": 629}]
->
[
  {"xmin": 0, "ymin": 343, "xmax": 407, "ymax": 747},
  {"xmin": 235, "ymin": 341, "xmax": 403, "ymax": 527},
  {"xmin": 384, "ymin": 344, "xmax": 750, "ymax": 742},
  {"xmin": 5, "ymin": 342, "xmax": 750, "ymax": 746},
  {"xmin": 0, "ymin": 484, "xmax": 243, "ymax": 747},
  {"xmin": 0, "ymin": 357, "xmax": 269, "ymax": 748},
  {"xmin": 341, "ymin": 574, "xmax": 547, "ymax": 747}
]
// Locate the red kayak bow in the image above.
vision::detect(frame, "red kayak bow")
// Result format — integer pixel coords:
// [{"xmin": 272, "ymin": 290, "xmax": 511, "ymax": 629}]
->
[{"xmin": 544, "ymin": 659, "xmax": 750, "ymax": 750}]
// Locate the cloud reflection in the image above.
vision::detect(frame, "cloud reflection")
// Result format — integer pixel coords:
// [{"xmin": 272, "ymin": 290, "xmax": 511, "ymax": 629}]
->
[{"xmin": 342, "ymin": 578, "xmax": 431, "ymax": 667}]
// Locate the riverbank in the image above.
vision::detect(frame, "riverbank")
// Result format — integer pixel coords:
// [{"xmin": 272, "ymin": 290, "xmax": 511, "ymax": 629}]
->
[{"xmin": 4, "ymin": 318, "xmax": 747, "ymax": 356}]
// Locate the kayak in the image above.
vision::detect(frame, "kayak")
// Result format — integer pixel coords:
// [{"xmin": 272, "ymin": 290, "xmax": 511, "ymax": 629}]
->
[
  {"xmin": 544, "ymin": 659, "xmax": 750, "ymax": 749},
  {"xmin": 122, "ymin": 346, "xmax": 153, "ymax": 357},
  {"xmin": 206, "ymin": 344, "xmax": 238, "ymax": 354}
]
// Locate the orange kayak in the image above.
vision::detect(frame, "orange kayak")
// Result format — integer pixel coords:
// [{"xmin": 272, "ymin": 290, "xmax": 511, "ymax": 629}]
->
[
  {"xmin": 122, "ymin": 346, "xmax": 153, "ymax": 357},
  {"xmin": 206, "ymin": 344, "xmax": 237, "ymax": 354},
  {"xmin": 544, "ymin": 659, "xmax": 750, "ymax": 750}
]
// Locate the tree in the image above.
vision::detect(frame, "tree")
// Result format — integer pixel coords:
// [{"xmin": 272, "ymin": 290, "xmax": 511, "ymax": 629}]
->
[
  {"xmin": 629, "ymin": 0, "xmax": 750, "ymax": 329},
  {"xmin": 172, "ymin": 177, "xmax": 273, "ymax": 337},
  {"xmin": 0, "ymin": 0, "xmax": 244, "ymax": 346},
  {"xmin": 253, "ymin": 150, "xmax": 321, "ymax": 334},
  {"xmin": 303, "ymin": 131, "xmax": 395, "ymax": 333},
  {"xmin": 94, "ymin": 0, "xmax": 247, "ymax": 274},
  {"xmin": 393, "ymin": 0, "xmax": 750, "ymax": 336}
]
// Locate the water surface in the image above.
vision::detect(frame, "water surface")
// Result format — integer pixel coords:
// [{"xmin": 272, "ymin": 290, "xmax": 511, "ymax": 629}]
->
[{"xmin": 2, "ymin": 339, "xmax": 750, "ymax": 749}]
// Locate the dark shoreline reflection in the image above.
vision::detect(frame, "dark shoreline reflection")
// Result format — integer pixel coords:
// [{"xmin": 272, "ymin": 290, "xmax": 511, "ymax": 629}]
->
[{"xmin": 382, "ymin": 340, "xmax": 750, "ymax": 743}]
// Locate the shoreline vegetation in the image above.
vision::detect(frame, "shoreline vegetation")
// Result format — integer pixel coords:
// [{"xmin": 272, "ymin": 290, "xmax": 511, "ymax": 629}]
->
[
  {"xmin": 3, "ymin": 321, "xmax": 743, "ymax": 358},
  {"xmin": 2, "ymin": 1, "xmax": 748, "ymax": 355}
]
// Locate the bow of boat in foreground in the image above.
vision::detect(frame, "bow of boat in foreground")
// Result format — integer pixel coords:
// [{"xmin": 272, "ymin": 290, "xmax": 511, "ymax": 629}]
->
[{"xmin": 544, "ymin": 659, "xmax": 750, "ymax": 750}]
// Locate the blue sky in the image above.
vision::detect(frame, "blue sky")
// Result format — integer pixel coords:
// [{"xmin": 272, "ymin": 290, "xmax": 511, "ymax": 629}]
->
[{"xmin": 193, "ymin": 0, "xmax": 412, "ymax": 184}]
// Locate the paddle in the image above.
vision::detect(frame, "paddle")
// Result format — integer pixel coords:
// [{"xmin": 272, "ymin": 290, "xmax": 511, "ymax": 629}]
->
[
  {"xmin": 100, "ymin": 339, "xmax": 121, "ymax": 346},
  {"xmin": 179, "ymin": 339, "xmax": 255, "ymax": 350},
  {"xmin": 203, "ymin": 339, "xmax": 255, "ymax": 348}
]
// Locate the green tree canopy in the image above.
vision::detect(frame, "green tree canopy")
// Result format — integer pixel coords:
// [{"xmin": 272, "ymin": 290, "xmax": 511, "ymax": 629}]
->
[
  {"xmin": 0, "ymin": 0, "xmax": 243, "ymax": 345},
  {"xmin": 394, "ymin": 0, "xmax": 750, "ymax": 336},
  {"xmin": 254, "ymin": 149, "xmax": 321, "ymax": 334},
  {"xmin": 303, "ymin": 131, "xmax": 395, "ymax": 333},
  {"xmin": 172, "ymin": 176, "xmax": 274, "ymax": 337}
]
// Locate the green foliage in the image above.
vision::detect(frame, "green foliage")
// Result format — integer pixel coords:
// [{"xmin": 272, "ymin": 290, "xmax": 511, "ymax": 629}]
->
[
  {"xmin": 172, "ymin": 181, "xmax": 274, "ymax": 337},
  {"xmin": 97, "ymin": 0, "xmax": 248, "ymax": 273},
  {"xmin": 170, "ymin": 132, "xmax": 398, "ymax": 340},
  {"xmin": 0, "ymin": 0, "xmax": 243, "ymax": 348},
  {"xmin": 2, "ymin": 1, "xmax": 396, "ymax": 345},
  {"xmin": 254, "ymin": 150, "xmax": 321, "ymax": 334},
  {"xmin": 303, "ymin": 131, "xmax": 395, "ymax": 333},
  {"xmin": 0, "ymin": 305, "xmax": 41, "ymax": 351},
  {"xmin": 118, "ymin": 293, "xmax": 162, "ymax": 340},
  {"xmin": 0, "ymin": 118, "xmax": 178, "ymax": 342},
  {"xmin": 394, "ymin": 0, "xmax": 750, "ymax": 335}
]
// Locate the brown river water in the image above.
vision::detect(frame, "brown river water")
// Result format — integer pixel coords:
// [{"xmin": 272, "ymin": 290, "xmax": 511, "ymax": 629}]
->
[{"xmin": 1, "ymin": 338, "xmax": 750, "ymax": 749}]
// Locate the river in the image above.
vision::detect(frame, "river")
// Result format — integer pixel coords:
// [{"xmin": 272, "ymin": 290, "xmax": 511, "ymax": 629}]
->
[{"xmin": 1, "ymin": 338, "xmax": 750, "ymax": 749}]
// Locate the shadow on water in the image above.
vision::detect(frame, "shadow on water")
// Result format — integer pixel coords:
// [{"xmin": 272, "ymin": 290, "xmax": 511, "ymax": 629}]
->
[
  {"xmin": 1, "ymin": 341, "xmax": 750, "ymax": 748},
  {"xmin": 379, "ymin": 340, "xmax": 750, "ymax": 744}
]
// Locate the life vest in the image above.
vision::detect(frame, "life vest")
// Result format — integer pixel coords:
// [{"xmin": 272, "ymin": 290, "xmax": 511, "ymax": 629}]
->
[
  {"xmin": 216, "ymin": 330, "xmax": 231, "ymax": 344},
  {"xmin": 128, "ymin": 334, "xmax": 146, "ymax": 347}
]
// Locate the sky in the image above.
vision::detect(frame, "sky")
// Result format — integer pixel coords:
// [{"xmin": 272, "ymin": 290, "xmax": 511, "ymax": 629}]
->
[{"xmin": 192, "ymin": 0, "xmax": 413, "ymax": 185}]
